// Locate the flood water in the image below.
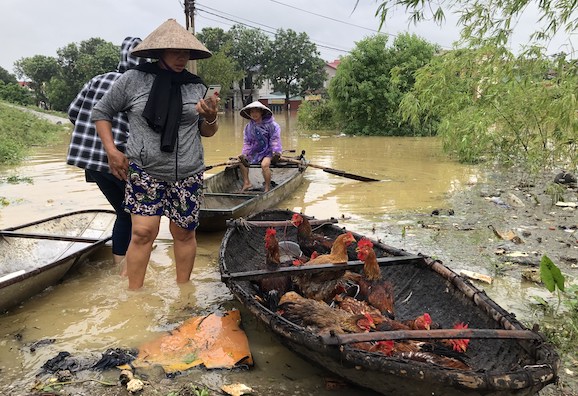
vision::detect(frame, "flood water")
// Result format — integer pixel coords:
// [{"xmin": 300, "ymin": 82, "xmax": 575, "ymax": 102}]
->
[{"xmin": 0, "ymin": 112, "xmax": 482, "ymax": 394}]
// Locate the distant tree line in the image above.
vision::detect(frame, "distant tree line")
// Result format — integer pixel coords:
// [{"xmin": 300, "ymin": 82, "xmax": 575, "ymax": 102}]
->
[
  {"xmin": 3, "ymin": 7, "xmax": 577, "ymax": 173},
  {"xmin": 4, "ymin": 24, "xmax": 326, "ymax": 113}
]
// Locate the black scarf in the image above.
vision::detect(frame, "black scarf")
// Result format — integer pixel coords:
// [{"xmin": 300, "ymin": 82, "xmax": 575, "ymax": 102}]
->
[{"xmin": 135, "ymin": 62, "xmax": 204, "ymax": 152}]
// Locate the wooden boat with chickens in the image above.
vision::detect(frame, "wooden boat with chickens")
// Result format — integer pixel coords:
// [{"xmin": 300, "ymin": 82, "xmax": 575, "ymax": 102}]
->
[
  {"xmin": 199, "ymin": 155, "xmax": 308, "ymax": 232},
  {"xmin": 219, "ymin": 209, "xmax": 560, "ymax": 396},
  {"xmin": 0, "ymin": 209, "xmax": 115, "ymax": 313}
]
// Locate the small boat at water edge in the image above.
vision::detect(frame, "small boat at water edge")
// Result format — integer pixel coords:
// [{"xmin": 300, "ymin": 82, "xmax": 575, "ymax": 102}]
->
[
  {"xmin": 0, "ymin": 209, "xmax": 115, "ymax": 313},
  {"xmin": 199, "ymin": 157, "xmax": 307, "ymax": 232},
  {"xmin": 219, "ymin": 209, "xmax": 560, "ymax": 396}
]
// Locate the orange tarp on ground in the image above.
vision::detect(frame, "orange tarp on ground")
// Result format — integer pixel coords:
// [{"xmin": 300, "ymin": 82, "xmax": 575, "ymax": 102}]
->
[{"xmin": 130, "ymin": 310, "xmax": 253, "ymax": 373}]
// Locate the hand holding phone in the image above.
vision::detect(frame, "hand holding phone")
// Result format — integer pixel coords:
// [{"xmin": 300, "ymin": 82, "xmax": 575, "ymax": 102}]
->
[{"xmin": 203, "ymin": 85, "xmax": 221, "ymax": 99}]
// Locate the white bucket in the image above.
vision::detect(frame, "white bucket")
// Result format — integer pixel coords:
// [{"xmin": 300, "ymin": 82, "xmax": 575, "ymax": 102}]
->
[{"xmin": 278, "ymin": 241, "xmax": 302, "ymax": 262}]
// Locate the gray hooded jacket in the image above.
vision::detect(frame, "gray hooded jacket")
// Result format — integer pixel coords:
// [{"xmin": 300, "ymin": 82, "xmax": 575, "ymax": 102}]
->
[{"xmin": 91, "ymin": 61, "xmax": 206, "ymax": 182}]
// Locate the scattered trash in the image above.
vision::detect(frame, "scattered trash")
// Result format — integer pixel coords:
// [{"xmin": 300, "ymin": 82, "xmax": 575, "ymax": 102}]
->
[
  {"xmin": 126, "ymin": 310, "xmax": 253, "ymax": 373},
  {"xmin": 488, "ymin": 225, "xmax": 524, "ymax": 244},
  {"xmin": 507, "ymin": 193, "xmax": 525, "ymax": 207},
  {"xmin": 554, "ymin": 171, "xmax": 577, "ymax": 186},
  {"xmin": 506, "ymin": 251, "xmax": 531, "ymax": 258},
  {"xmin": 126, "ymin": 378, "xmax": 144, "ymax": 393},
  {"xmin": 555, "ymin": 202, "xmax": 577, "ymax": 208},
  {"xmin": 487, "ymin": 196, "xmax": 511, "ymax": 209},
  {"xmin": 430, "ymin": 208, "xmax": 455, "ymax": 216},
  {"xmin": 460, "ymin": 270, "xmax": 493, "ymax": 284},
  {"xmin": 522, "ymin": 269, "xmax": 541, "ymax": 283},
  {"xmin": 221, "ymin": 383, "xmax": 253, "ymax": 396},
  {"xmin": 119, "ymin": 369, "xmax": 134, "ymax": 386}
]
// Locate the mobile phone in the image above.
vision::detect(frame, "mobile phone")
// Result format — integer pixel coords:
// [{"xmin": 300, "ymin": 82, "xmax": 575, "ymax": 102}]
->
[{"xmin": 203, "ymin": 85, "xmax": 221, "ymax": 99}]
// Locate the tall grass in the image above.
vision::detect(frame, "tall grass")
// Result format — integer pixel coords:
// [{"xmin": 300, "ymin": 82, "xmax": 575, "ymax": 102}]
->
[{"xmin": 0, "ymin": 101, "xmax": 67, "ymax": 164}]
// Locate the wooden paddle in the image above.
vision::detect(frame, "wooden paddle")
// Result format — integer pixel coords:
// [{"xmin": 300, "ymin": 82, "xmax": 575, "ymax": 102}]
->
[
  {"xmin": 220, "ymin": 255, "xmax": 424, "ymax": 281},
  {"xmin": 280, "ymin": 156, "xmax": 380, "ymax": 182},
  {"xmin": 0, "ymin": 231, "xmax": 105, "ymax": 243},
  {"xmin": 204, "ymin": 159, "xmax": 240, "ymax": 171},
  {"xmin": 321, "ymin": 328, "xmax": 543, "ymax": 345},
  {"xmin": 206, "ymin": 150, "xmax": 296, "ymax": 172},
  {"xmin": 225, "ymin": 218, "xmax": 339, "ymax": 228}
]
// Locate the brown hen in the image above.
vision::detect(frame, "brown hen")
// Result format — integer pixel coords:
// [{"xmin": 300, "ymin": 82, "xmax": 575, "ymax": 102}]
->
[
  {"xmin": 292, "ymin": 232, "xmax": 357, "ymax": 301},
  {"xmin": 368, "ymin": 340, "xmax": 470, "ymax": 370},
  {"xmin": 352, "ymin": 238, "xmax": 396, "ymax": 319},
  {"xmin": 277, "ymin": 291, "xmax": 375, "ymax": 335},
  {"xmin": 254, "ymin": 228, "xmax": 292, "ymax": 311},
  {"xmin": 291, "ymin": 213, "xmax": 333, "ymax": 257}
]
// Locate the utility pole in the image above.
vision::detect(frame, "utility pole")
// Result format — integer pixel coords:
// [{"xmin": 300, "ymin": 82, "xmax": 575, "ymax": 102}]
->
[{"xmin": 184, "ymin": 0, "xmax": 197, "ymax": 74}]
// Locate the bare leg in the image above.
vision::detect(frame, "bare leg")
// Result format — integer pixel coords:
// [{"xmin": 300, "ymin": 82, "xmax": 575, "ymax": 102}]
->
[
  {"xmin": 239, "ymin": 163, "xmax": 253, "ymax": 192},
  {"xmin": 170, "ymin": 221, "xmax": 197, "ymax": 283},
  {"xmin": 262, "ymin": 157, "xmax": 272, "ymax": 192},
  {"xmin": 113, "ymin": 254, "xmax": 127, "ymax": 277},
  {"xmin": 125, "ymin": 214, "xmax": 160, "ymax": 290}
]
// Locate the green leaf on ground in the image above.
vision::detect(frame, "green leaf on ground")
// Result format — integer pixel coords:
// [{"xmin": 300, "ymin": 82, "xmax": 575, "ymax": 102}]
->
[{"xmin": 540, "ymin": 255, "xmax": 565, "ymax": 292}]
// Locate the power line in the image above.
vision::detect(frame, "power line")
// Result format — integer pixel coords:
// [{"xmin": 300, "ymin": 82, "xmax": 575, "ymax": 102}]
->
[
  {"xmin": 267, "ymin": 0, "xmax": 397, "ymax": 38},
  {"xmin": 196, "ymin": 5, "xmax": 351, "ymax": 54}
]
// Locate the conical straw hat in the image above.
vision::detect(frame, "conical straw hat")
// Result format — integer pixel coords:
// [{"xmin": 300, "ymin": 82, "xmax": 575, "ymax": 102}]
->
[
  {"xmin": 131, "ymin": 18, "xmax": 211, "ymax": 60},
  {"xmin": 240, "ymin": 101, "xmax": 273, "ymax": 119}
]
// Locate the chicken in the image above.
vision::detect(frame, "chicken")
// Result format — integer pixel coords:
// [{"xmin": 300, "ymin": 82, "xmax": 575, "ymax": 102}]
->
[
  {"xmin": 352, "ymin": 238, "xmax": 396, "ymax": 318},
  {"xmin": 441, "ymin": 322, "xmax": 471, "ymax": 353},
  {"xmin": 333, "ymin": 298, "xmax": 431, "ymax": 334},
  {"xmin": 368, "ymin": 340, "xmax": 470, "ymax": 370},
  {"xmin": 291, "ymin": 213, "xmax": 333, "ymax": 257},
  {"xmin": 333, "ymin": 294, "xmax": 382, "ymax": 317},
  {"xmin": 253, "ymin": 228, "xmax": 292, "ymax": 311},
  {"xmin": 402, "ymin": 313, "xmax": 433, "ymax": 330},
  {"xmin": 292, "ymin": 232, "xmax": 357, "ymax": 301},
  {"xmin": 302, "ymin": 231, "xmax": 356, "ymax": 266},
  {"xmin": 277, "ymin": 291, "xmax": 375, "ymax": 334}
]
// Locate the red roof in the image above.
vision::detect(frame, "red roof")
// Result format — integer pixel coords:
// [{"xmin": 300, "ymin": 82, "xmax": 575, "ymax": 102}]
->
[{"xmin": 326, "ymin": 59, "xmax": 341, "ymax": 70}]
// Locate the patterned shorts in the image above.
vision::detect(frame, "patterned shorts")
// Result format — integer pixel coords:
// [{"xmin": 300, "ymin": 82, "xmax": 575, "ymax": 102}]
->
[{"xmin": 124, "ymin": 162, "xmax": 204, "ymax": 230}]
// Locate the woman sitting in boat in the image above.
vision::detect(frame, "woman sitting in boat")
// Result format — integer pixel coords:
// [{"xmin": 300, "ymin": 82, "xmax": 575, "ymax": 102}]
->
[{"xmin": 238, "ymin": 101, "xmax": 282, "ymax": 193}]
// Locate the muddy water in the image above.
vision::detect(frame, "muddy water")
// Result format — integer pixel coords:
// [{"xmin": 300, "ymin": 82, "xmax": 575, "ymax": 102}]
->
[{"xmin": 0, "ymin": 113, "xmax": 482, "ymax": 394}]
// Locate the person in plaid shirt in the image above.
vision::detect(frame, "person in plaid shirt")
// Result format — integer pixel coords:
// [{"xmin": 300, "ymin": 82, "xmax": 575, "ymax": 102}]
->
[{"xmin": 66, "ymin": 36, "xmax": 146, "ymax": 272}]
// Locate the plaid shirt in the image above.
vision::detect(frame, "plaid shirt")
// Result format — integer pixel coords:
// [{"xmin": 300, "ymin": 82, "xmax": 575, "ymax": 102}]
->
[
  {"xmin": 66, "ymin": 72, "xmax": 127, "ymax": 172},
  {"xmin": 66, "ymin": 36, "xmax": 143, "ymax": 173}
]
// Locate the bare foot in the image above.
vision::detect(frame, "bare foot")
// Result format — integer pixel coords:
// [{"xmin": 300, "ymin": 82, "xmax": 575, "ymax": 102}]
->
[
  {"xmin": 118, "ymin": 257, "xmax": 128, "ymax": 277},
  {"xmin": 240, "ymin": 183, "xmax": 253, "ymax": 192}
]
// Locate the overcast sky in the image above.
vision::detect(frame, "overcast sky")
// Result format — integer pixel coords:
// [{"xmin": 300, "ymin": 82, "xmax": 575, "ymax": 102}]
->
[{"xmin": 1, "ymin": 0, "xmax": 576, "ymax": 76}]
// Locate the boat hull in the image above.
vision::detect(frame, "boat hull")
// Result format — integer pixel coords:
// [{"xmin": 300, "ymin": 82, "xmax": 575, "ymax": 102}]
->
[
  {"xmin": 200, "ymin": 163, "xmax": 306, "ymax": 232},
  {"xmin": 219, "ymin": 209, "xmax": 560, "ymax": 396},
  {"xmin": 0, "ymin": 209, "xmax": 115, "ymax": 312}
]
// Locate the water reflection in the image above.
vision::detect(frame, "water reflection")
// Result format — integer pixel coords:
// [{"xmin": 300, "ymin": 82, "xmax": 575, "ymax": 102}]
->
[{"xmin": 0, "ymin": 112, "xmax": 480, "ymax": 394}]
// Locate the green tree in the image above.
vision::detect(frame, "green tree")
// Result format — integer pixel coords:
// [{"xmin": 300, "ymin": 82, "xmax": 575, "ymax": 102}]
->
[
  {"xmin": 197, "ymin": 46, "xmax": 244, "ymax": 106},
  {"xmin": 44, "ymin": 76, "xmax": 72, "ymax": 111},
  {"xmin": 14, "ymin": 55, "xmax": 59, "ymax": 105},
  {"xmin": 49, "ymin": 38, "xmax": 118, "ymax": 111},
  {"xmin": 329, "ymin": 33, "xmax": 438, "ymax": 136},
  {"xmin": 0, "ymin": 82, "xmax": 34, "ymax": 105},
  {"xmin": 371, "ymin": 0, "xmax": 577, "ymax": 47},
  {"xmin": 197, "ymin": 27, "xmax": 232, "ymax": 53},
  {"xmin": 0, "ymin": 66, "xmax": 17, "ymax": 85},
  {"xmin": 371, "ymin": 1, "xmax": 578, "ymax": 171},
  {"xmin": 263, "ymin": 29, "xmax": 326, "ymax": 109},
  {"xmin": 297, "ymin": 100, "xmax": 337, "ymax": 130},
  {"xmin": 399, "ymin": 45, "xmax": 578, "ymax": 170},
  {"xmin": 228, "ymin": 25, "xmax": 271, "ymax": 104}
]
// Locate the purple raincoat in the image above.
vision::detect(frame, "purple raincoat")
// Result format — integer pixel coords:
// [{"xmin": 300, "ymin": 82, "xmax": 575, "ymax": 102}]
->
[{"xmin": 241, "ymin": 115, "xmax": 282, "ymax": 164}]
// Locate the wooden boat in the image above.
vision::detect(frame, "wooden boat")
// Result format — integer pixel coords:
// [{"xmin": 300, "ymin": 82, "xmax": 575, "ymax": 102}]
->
[
  {"xmin": 219, "ymin": 209, "xmax": 560, "ymax": 396},
  {"xmin": 0, "ymin": 209, "xmax": 115, "ymax": 313},
  {"xmin": 199, "ymin": 158, "xmax": 307, "ymax": 232}
]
